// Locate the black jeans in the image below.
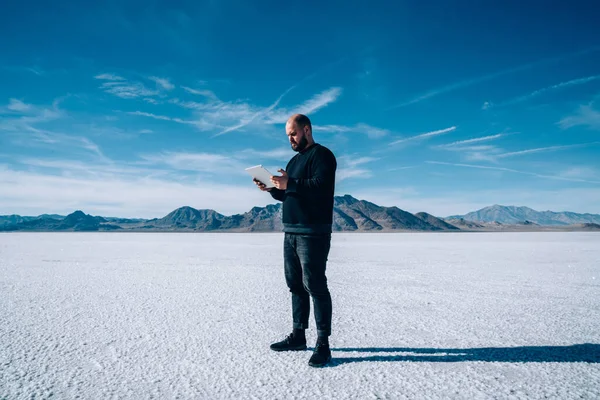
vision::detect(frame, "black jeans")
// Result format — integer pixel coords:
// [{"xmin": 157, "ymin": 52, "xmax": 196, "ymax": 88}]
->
[{"xmin": 283, "ymin": 232, "xmax": 332, "ymax": 337}]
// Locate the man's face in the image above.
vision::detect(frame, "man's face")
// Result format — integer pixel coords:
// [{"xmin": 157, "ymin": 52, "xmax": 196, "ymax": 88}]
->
[{"xmin": 286, "ymin": 122, "xmax": 309, "ymax": 152}]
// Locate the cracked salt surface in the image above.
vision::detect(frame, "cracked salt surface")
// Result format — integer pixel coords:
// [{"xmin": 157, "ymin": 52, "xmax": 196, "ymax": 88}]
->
[{"xmin": 1, "ymin": 232, "xmax": 599, "ymax": 399}]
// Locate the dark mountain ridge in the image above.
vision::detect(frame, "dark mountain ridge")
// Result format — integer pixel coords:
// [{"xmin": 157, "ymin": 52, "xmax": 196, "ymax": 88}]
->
[{"xmin": 2, "ymin": 197, "xmax": 597, "ymax": 232}]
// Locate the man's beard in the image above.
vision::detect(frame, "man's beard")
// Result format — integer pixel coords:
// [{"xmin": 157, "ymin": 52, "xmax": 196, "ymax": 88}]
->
[{"xmin": 291, "ymin": 136, "xmax": 309, "ymax": 152}]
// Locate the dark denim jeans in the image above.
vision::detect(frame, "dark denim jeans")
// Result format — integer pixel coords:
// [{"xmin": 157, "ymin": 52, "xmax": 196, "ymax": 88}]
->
[{"xmin": 283, "ymin": 232, "xmax": 332, "ymax": 337}]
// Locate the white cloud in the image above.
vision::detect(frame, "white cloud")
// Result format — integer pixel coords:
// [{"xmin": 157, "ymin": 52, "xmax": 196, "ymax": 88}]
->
[
  {"xmin": 426, "ymin": 161, "xmax": 600, "ymax": 184},
  {"xmin": 291, "ymin": 87, "xmax": 342, "ymax": 115},
  {"xmin": 482, "ymin": 101, "xmax": 492, "ymax": 110},
  {"xmin": 313, "ymin": 123, "xmax": 390, "ymax": 139},
  {"xmin": 0, "ymin": 98, "xmax": 65, "ymax": 132},
  {"xmin": 336, "ymin": 168, "xmax": 372, "ymax": 182},
  {"xmin": 182, "ymin": 86, "xmax": 218, "ymax": 100},
  {"xmin": 434, "ymin": 133, "xmax": 506, "ymax": 162},
  {"xmin": 7, "ymin": 99, "xmax": 33, "ymax": 112},
  {"xmin": 139, "ymin": 151, "xmax": 240, "ymax": 174},
  {"xmin": 390, "ymin": 126, "xmax": 456, "ymax": 145},
  {"xmin": 20, "ymin": 127, "xmax": 108, "ymax": 161},
  {"xmin": 213, "ymin": 84, "xmax": 299, "ymax": 136},
  {"xmin": 386, "ymin": 46, "xmax": 600, "ymax": 110},
  {"xmin": 266, "ymin": 87, "xmax": 342, "ymax": 124},
  {"xmin": 436, "ymin": 133, "xmax": 505, "ymax": 148},
  {"xmin": 236, "ymin": 147, "xmax": 294, "ymax": 161},
  {"xmin": 104, "ymin": 82, "xmax": 158, "ymax": 99},
  {"xmin": 94, "ymin": 73, "xmax": 125, "ymax": 81},
  {"xmin": 342, "ymin": 156, "xmax": 379, "ymax": 168},
  {"xmin": 149, "ymin": 76, "xmax": 175, "ymax": 91},
  {"xmin": 110, "ymin": 76, "xmax": 341, "ymax": 136},
  {"xmin": 335, "ymin": 155, "xmax": 379, "ymax": 182},
  {"xmin": 497, "ymin": 142, "xmax": 600, "ymax": 158},
  {"xmin": 0, "ymin": 166, "xmax": 272, "ymax": 218},
  {"xmin": 559, "ymin": 166, "xmax": 599, "ymax": 180},
  {"xmin": 95, "ymin": 73, "xmax": 160, "ymax": 99},
  {"xmin": 501, "ymin": 75, "xmax": 600, "ymax": 106},
  {"xmin": 126, "ymin": 111, "xmax": 202, "ymax": 127},
  {"xmin": 127, "ymin": 111, "xmax": 175, "ymax": 121},
  {"xmin": 559, "ymin": 105, "xmax": 600, "ymax": 130}
]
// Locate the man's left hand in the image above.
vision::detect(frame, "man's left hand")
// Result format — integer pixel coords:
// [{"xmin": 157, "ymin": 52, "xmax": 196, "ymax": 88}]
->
[{"xmin": 271, "ymin": 169, "xmax": 289, "ymax": 190}]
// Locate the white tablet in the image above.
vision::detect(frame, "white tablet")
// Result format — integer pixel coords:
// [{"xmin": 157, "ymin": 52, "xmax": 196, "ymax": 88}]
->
[{"xmin": 245, "ymin": 165, "xmax": 275, "ymax": 188}]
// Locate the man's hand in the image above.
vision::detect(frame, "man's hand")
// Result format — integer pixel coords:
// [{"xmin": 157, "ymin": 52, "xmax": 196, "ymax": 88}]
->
[
  {"xmin": 253, "ymin": 178, "xmax": 272, "ymax": 192},
  {"xmin": 270, "ymin": 169, "xmax": 289, "ymax": 190}
]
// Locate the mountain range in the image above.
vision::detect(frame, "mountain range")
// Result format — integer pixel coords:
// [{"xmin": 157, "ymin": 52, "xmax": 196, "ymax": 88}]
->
[
  {"xmin": 1, "ymin": 195, "xmax": 599, "ymax": 232},
  {"xmin": 448, "ymin": 205, "xmax": 600, "ymax": 226}
]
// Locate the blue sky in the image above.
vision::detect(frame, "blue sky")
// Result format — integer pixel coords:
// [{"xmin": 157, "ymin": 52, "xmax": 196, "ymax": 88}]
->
[{"xmin": 1, "ymin": 1, "xmax": 599, "ymax": 218}]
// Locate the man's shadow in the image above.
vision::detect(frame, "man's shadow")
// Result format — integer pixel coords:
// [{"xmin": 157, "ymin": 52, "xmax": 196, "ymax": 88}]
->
[{"xmin": 321, "ymin": 343, "xmax": 599, "ymax": 367}]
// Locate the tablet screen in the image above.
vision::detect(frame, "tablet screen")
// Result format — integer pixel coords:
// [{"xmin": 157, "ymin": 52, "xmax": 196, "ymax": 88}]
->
[{"xmin": 245, "ymin": 165, "xmax": 275, "ymax": 188}]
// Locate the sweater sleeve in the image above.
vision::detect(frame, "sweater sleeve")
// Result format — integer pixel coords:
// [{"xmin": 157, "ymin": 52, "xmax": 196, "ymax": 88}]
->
[
  {"xmin": 269, "ymin": 188, "xmax": 286, "ymax": 202},
  {"xmin": 286, "ymin": 149, "xmax": 336, "ymax": 195}
]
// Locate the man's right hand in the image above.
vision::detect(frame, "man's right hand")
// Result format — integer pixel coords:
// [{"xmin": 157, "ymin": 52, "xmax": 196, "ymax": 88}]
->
[{"xmin": 253, "ymin": 178, "xmax": 272, "ymax": 191}]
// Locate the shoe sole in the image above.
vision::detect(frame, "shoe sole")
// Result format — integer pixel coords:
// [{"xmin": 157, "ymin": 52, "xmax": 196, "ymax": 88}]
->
[
  {"xmin": 270, "ymin": 345, "xmax": 307, "ymax": 352},
  {"xmin": 308, "ymin": 356, "xmax": 332, "ymax": 368}
]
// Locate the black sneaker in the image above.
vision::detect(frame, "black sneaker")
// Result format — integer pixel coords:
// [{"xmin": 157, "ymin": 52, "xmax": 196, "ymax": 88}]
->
[
  {"xmin": 308, "ymin": 342, "xmax": 332, "ymax": 367},
  {"xmin": 270, "ymin": 333, "xmax": 307, "ymax": 352}
]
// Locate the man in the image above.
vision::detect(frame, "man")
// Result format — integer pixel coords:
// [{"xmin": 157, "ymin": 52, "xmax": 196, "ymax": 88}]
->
[{"xmin": 254, "ymin": 113, "xmax": 337, "ymax": 368}]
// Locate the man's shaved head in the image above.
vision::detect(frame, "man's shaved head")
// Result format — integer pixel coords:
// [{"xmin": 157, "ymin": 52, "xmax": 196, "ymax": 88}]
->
[
  {"xmin": 287, "ymin": 114, "xmax": 312, "ymax": 132},
  {"xmin": 286, "ymin": 114, "xmax": 314, "ymax": 152}
]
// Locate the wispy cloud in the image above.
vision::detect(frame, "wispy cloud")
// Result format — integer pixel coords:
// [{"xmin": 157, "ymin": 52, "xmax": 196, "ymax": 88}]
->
[
  {"xmin": 288, "ymin": 87, "xmax": 342, "ymax": 117},
  {"xmin": 489, "ymin": 75, "xmax": 600, "ymax": 108},
  {"xmin": 436, "ymin": 133, "xmax": 505, "ymax": 148},
  {"xmin": 313, "ymin": 123, "xmax": 390, "ymax": 139},
  {"xmin": 95, "ymin": 73, "xmax": 162, "ymax": 99},
  {"xmin": 559, "ymin": 166, "xmax": 599, "ymax": 180},
  {"xmin": 182, "ymin": 86, "xmax": 218, "ymax": 100},
  {"xmin": 213, "ymin": 85, "xmax": 296, "ymax": 137},
  {"xmin": 388, "ymin": 65, "xmax": 537, "ymax": 109},
  {"xmin": 236, "ymin": 147, "xmax": 294, "ymax": 161},
  {"xmin": 387, "ymin": 46, "xmax": 600, "ymax": 110},
  {"xmin": 101, "ymin": 72, "xmax": 341, "ymax": 136},
  {"xmin": 0, "ymin": 165, "xmax": 271, "ymax": 218},
  {"xmin": 139, "ymin": 151, "xmax": 239, "ymax": 173},
  {"xmin": 336, "ymin": 168, "xmax": 373, "ymax": 181},
  {"xmin": 1, "ymin": 123, "xmax": 111, "ymax": 165},
  {"xmin": 6, "ymin": 99, "xmax": 33, "ymax": 112},
  {"xmin": 149, "ymin": 76, "xmax": 175, "ymax": 91},
  {"xmin": 497, "ymin": 142, "xmax": 600, "ymax": 158},
  {"xmin": 390, "ymin": 126, "xmax": 456, "ymax": 145},
  {"xmin": 426, "ymin": 161, "xmax": 600, "ymax": 184},
  {"xmin": 433, "ymin": 133, "xmax": 506, "ymax": 162},
  {"xmin": 0, "ymin": 98, "xmax": 65, "ymax": 131},
  {"xmin": 139, "ymin": 147, "xmax": 297, "ymax": 176},
  {"xmin": 342, "ymin": 156, "xmax": 380, "ymax": 168},
  {"xmin": 559, "ymin": 105, "xmax": 600, "ymax": 130},
  {"xmin": 127, "ymin": 111, "xmax": 176, "ymax": 122},
  {"xmin": 213, "ymin": 86, "xmax": 343, "ymax": 137},
  {"xmin": 95, "ymin": 73, "xmax": 125, "ymax": 81},
  {"xmin": 387, "ymin": 165, "xmax": 415, "ymax": 172},
  {"xmin": 126, "ymin": 111, "xmax": 200, "ymax": 126},
  {"xmin": 265, "ymin": 87, "xmax": 343, "ymax": 125},
  {"xmin": 127, "ymin": 109, "xmax": 227, "ymax": 132},
  {"xmin": 336, "ymin": 155, "xmax": 379, "ymax": 181}
]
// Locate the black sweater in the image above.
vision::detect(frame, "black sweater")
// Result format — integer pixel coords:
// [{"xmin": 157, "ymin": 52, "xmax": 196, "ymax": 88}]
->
[{"xmin": 270, "ymin": 143, "xmax": 337, "ymax": 234}]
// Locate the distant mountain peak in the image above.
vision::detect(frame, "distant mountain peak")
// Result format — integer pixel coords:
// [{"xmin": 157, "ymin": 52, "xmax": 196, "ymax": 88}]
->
[
  {"xmin": 450, "ymin": 204, "xmax": 600, "ymax": 226},
  {"xmin": 334, "ymin": 194, "xmax": 360, "ymax": 205}
]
